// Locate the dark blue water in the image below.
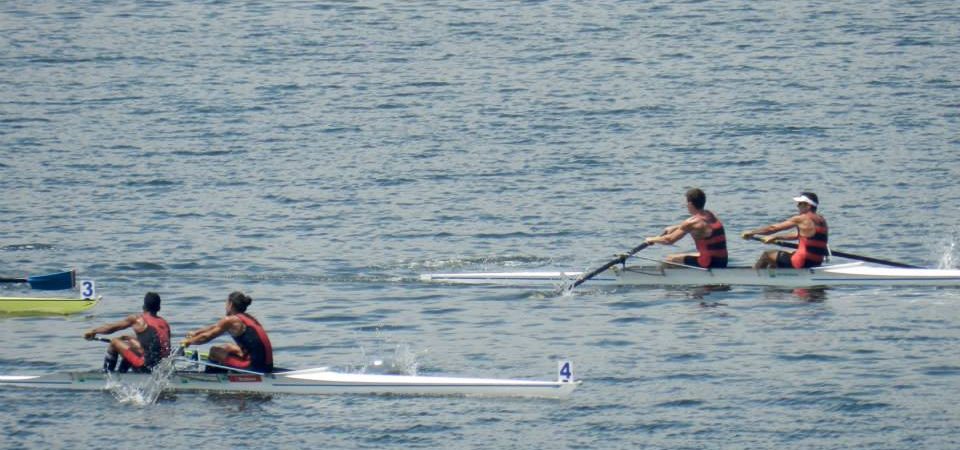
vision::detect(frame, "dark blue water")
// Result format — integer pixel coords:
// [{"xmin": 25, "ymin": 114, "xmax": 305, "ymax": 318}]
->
[{"xmin": 2, "ymin": 1, "xmax": 959, "ymax": 448}]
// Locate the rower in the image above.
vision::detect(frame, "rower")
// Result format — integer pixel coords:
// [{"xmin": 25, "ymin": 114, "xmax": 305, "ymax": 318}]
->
[
  {"xmin": 83, "ymin": 292, "xmax": 171, "ymax": 373},
  {"xmin": 741, "ymin": 192, "xmax": 829, "ymax": 269},
  {"xmin": 181, "ymin": 291, "xmax": 274, "ymax": 373},
  {"xmin": 644, "ymin": 188, "xmax": 728, "ymax": 268}
]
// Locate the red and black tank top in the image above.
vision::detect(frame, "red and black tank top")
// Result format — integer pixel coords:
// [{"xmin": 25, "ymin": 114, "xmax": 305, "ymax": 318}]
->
[
  {"xmin": 136, "ymin": 313, "xmax": 171, "ymax": 368},
  {"xmin": 791, "ymin": 212, "xmax": 829, "ymax": 268},
  {"xmin": 232, "ymin": 313, "xmax": 274, "ymax": 372},
  {"xmin": 692, "ymin": 211, "xmax": 728, "ymax": 268}
]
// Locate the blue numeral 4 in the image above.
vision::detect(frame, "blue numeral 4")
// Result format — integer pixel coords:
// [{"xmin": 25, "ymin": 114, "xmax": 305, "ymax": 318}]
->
[{"xmin": 558, "ymin": 361, "xmax": 573, "ymax": 382}]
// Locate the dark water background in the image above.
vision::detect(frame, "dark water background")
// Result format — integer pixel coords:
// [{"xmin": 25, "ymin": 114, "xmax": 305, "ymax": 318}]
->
[{"xmin": 2, "ymin": 1, "xmax": 959, "ymax": 448}]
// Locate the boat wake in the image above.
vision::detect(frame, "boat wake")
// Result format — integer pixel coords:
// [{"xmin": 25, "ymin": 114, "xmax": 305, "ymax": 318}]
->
[{"xmin": 406, "ymin": 255, "xmax": 557, "ymax": 272}]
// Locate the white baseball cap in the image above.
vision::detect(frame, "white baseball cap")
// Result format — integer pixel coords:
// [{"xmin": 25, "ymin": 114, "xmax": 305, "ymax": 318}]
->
[{"xmin": 792, "ymin": 193, "xmax": 818, "ymax": 207}]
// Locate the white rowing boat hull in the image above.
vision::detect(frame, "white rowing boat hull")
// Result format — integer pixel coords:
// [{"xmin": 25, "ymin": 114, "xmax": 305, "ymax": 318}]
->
[
  {"xmin": 0, "ymin": 368, "xmax": 579, "ymax": 399},
  {"xmin": 420, "ymin": 262, "xmax": 960, "ymax": 288}
]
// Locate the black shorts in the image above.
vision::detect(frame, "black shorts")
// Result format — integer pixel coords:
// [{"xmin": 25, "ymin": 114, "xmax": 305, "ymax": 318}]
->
[
  {"xmin": 682, "ymin": 255, "xmax": 728, "ymax": 269},
  {"xmin": 775, "ymin": 250, "xmax": 822, "ymax": 269},
  {"xmin": 775, "ymin": 251, "xmax": 795, "ymax": 268}
]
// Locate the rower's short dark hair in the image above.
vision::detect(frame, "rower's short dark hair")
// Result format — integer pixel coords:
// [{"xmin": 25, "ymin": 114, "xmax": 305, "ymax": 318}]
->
[
  {"xmin": 686, "ymin": 188, "xmax": 706, "ymax": 209},
  {"xmin": 143, "ymin": 292, "xmax": 161, "ymax": 313},
  {"xmin": 228, "ymin": 291, "xmax": 252, "ymax": 313}
]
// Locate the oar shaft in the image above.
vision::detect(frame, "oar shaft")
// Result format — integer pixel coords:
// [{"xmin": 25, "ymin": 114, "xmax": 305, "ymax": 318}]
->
[
  {"xmin": 749, "ymin": 236, "xmax": 918, "ymax": 269},
  {"xmin": 177, "ymin": 356, "xmax": 272, "ymax": 378},
  {"xmin": 571, "ymin": 242, "xmax": 651, "ymax": 289},
  {"xmin": 0, "ymin": 277, "xmax": 28, "ymax": 283}
]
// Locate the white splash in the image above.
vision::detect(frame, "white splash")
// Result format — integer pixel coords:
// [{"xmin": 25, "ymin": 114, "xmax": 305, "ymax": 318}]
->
[
  {"xmin": 357, "ymin": 336, "xmax": 424, "ymax": 376},
  {"xmin": 107, "ymin": 347, "xmax": 183, "ymax": 406},
  {"xmin": 935, "ymin": 235, "xmax": 959, "ymax": 269}
]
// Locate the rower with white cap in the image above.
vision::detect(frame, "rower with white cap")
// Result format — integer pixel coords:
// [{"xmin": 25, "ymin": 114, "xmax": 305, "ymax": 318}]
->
[{"xmin": 741, "ymin": 192, "xmax": 829, "ymax": 269}]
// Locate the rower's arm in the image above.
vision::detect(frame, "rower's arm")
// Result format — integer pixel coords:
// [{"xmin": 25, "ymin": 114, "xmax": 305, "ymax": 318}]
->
[
  {"xmin": 661, "ymin": 224, "xmax": 681, "ymax": 235},
  {"xmin": 742, "ymin": 217, "xmax": 800, "ymax": 240},
  {"xmin": 647, "ymin": 218, "xmax": 695, "ymax": 245},
  {"xmin": 187, "ymin": 323, "xmax": 218, "ymax": 337},
  {"xmin": 184, "ymin": 317, "xmax": 232, "ymax": 346},
  {"xmin": 770, "ymin": 230, "xmax": 800, "ymax": 241},
  {"xmin": 647, "ymin": 226, "xmax": 687, "ymax": 245},
  {"xmin": 84, "ymin": 315, "xmax": 137, "ymax": 339}
]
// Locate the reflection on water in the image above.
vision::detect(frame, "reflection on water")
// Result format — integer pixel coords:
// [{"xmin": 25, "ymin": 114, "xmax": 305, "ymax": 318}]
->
[
  {"xmin": 760, "ymin": 287, "xmax": 830, "ymax": 303},
  {"xmin": 204, "ymin": 392, "xmax": 274, "ymax": 412},
  {"xmin": 684, "ymin": 285, "xmax": 827, "ymax": 306},
  {"xmin": 792, "ymin": 288, "xmax": 828, "ymax": 302}
]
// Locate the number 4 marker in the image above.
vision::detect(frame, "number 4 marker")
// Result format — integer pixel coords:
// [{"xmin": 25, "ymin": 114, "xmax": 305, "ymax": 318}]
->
[{"xmin": 558, "ymin": 361, "xmax": 573, "ymax": 382}]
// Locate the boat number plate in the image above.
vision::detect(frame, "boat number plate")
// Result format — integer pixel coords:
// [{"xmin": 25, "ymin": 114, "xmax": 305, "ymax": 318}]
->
[
  {"xmin": 81, "ymin": 280, "xmax": 96, "ymax": 299},
  {"xmin": 558, "ymin": 361, "xmax": 573, "ymax": 382}
]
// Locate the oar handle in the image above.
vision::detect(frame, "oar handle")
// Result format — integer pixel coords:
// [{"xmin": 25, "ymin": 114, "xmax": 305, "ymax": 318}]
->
[
  {"xmin": 747, "ymin": 235, "xmax": 798, "ymax": 249},
  {"xmin": 570, "ymin": 242, "xmax": 651, "ymax": 289},
  {"xmin": 747, "ymin": 236, "xmax": 919, "ymax": 269}
]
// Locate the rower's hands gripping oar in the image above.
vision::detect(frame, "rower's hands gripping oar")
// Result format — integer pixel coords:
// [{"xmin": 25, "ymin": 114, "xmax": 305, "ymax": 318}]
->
[
  {"xmin": 561, "ymin": 241, "xmax": 652, "ymax": 293},
  {"xmin": 742, "ymin": 235, "xmax": 919, "ymax": 269},
  {"xmin": 84, "ymin": 334, "xmax": 111, "ymax": 343}
]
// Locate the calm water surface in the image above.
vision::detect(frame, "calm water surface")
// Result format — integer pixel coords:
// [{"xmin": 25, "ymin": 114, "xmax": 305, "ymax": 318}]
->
[{"xmin": 1, "ymin": 1, "xmax": 959, "ymax": 449}]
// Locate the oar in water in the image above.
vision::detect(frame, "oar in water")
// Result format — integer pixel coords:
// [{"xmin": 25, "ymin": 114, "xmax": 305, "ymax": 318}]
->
[
  {"xmin": 561, "ymin": 242, "xmax": 651, "ymax": 293},
  {"xmin": 0, "ymin": 270, "xmax": 76, "ymax": 290},
  {"xmin": 746, "ymin": 236, "xmax": 919, "ymax": 269}
]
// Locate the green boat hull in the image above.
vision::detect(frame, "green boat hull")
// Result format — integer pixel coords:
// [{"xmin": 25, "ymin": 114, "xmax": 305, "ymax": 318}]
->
[{"xmin": 0, "ymin": 296, "xmax": 100, "ymax": 315}]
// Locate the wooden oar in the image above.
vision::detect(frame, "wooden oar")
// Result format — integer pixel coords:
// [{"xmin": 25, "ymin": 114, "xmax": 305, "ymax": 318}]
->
[
  {"xmin": 0, "ymin": 270, "xmax": 76, "ymax": 290},
  {"xmin": 562, "ymin": 242, "xmax": 651, "ymax": 292},
  {"xmin": 747, "ymin": 236, "xmax": 919, "ymax": 269}
]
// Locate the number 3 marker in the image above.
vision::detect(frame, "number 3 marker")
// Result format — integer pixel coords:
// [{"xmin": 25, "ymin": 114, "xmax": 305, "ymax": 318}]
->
[{"xmin": 81, "ymin": 280, "xmax": 96, "ymax": 299}]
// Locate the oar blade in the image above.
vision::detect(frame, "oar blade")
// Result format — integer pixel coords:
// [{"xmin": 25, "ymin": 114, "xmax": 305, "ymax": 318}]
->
[{"xmin": 26, "ymin": 270, "xmax": 76, "ymax": 290}]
